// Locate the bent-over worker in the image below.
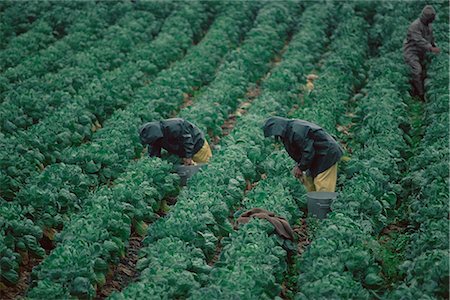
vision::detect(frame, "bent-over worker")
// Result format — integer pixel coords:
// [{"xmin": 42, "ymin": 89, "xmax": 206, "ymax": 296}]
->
[
  {"xmin": 139, "ymin": 118, "xmax": 212, "ymax": 165},
  {"xmin": 263, "ymin": 116, "xmax": 343, "ymax": 192}
]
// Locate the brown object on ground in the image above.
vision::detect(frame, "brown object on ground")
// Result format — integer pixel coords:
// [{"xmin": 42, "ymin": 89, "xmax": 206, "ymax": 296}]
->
[{"xmin": 236, "ymin": 208, "xmax": 294, "ymax": 240}]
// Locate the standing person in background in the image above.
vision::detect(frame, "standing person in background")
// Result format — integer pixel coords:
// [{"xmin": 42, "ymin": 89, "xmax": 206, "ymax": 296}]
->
[
  {"xmin": 139, "ymin": 118, "xmax": 212, "ymax": 165},
  {"xmin": 403, "ymin": 5, "xmax": 440, "ymax": 101},
  {"xmin": 263, "ymin": 117, "xmax": 343, "ymax": 193}
]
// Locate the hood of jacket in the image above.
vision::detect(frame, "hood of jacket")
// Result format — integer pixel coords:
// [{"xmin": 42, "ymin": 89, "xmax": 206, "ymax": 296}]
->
[
  {"xmin": 420, "ymin": 5, "xmax": 436, "ymax": 25},
  {"xmin": 139, "ymin": 121, "xmax": 163, "ymax": 145},
  {"xmin": 263, "ymin": 116, "xmax": 289, "ymax": 138}
]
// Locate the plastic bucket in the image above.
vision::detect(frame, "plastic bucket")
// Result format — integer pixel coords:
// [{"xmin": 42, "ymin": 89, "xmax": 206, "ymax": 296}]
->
[
  {"xmin": 174, "ymin": 164, "xmax": 206, "ymax": 186},
  {"xmin": 306, "ymin": 192, "xmax": 337, "ymax": 219}
]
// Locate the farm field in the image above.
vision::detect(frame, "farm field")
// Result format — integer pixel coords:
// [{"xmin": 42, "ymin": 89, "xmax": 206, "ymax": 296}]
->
[{"xmin": 0, "ymin": 1, "xmax": 448, "ymax": 299}]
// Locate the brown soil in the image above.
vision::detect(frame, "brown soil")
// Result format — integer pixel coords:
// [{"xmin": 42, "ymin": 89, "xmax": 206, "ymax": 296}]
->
[
  {"xmin": 287, "ymin": 104, "xmax": 300, "ymax": 117},
  {"xmin": 280, "ymin": 284, "xmax": 289, "ymax": 299},
  {"xmin": 170, "ymin": 92, "xmax": 194, "ymax": 118},
  {"xmin": 336, "ymin": 124, "xmax": 353, "ymax": 136},
  {"xmin": 380, "ymin": 220, "xmax": 408, "ymax": 238},
  {"xmin": 95, "ymin": 235, "xmax": 143, "ymax": 299},
  {"xmin": 278, "ymin": 217, "xmax": 309, "ymax": 300},
  {"xmin": 180, "ymin": 92, "xmax": 194, "ymax": 110},
  {"xmin": 245, "ymin": 175, "xmax": 264, "ymax": 194},
  {"xmin": 210, "ymin": 31, "xmax": 291, "ymax": 147},
  {"xmin": 207, "ymin": 243, "xmax": 223, "ymax": 267},
  {"xmin": 0, "ymin": 256, "xmax": 42, "ymax": 300},
  {"xmin": 293, "ymin": 217, "xmax": 310, "ymax": 256},
  {"xmin": 220, "ymin": 86, "xmax": 260, "ymax": 140}
]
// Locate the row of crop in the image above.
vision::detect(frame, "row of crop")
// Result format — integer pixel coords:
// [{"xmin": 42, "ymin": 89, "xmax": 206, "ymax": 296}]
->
[
  {"xmin": 0, "ymin": 199, "xmax": 46, "ymax": 285},
  {"xmin": 0, "ymin": 0, "xmax": 216, "ymax": 287},
  {"xmin": 18, "ymin": 0, "xmax": 255, "ymax": 231},
  {"xmin": 333, "ymin": 0, "xmax": 436, "ymax": 229},
  {"xmin": 2, "ymin": 0, "xmax": 258, "ymax": 286},
  {"xmin": 121, "ymin": 4, "xmax": 301, "ymax": 298},
  {"xmin": 58, "ymin": 0, "xmax": 260, "ymax": 184},
  {"xmin": 286, "ymin": 3, "xmax": 388, "ymax": 299},
  {"xmin": 0, "ymin": 1, "xmax": 212, "ymax": 200},
  {"xmin": 0, "ymin": 164, "xmax": 97, "ymax": 286},
  {"xmin": 0, "ymin": 1, "xmax": 173, "ymax": 86},
  {"xmin": 387, "ymin": 2, "xmax": 449, "ymax": 298},
  {"xmin": 108, "ymin": 3, "xmax": 305, "ymax": 298},
  {"xmin": 188, "ymin": 151, "xmax": 303, "ymax": 299},
  {"xmin": 295, "ymin": 2, "xmax": 447, "ymax": 299},
  {"xmin": 21, "ymin": 2, "xmax": 262, "ymax": 297},
  {"xmin": 0, "ymin": 1, "xmax": 55, "ymax": 49},
  {"xmin": 9, "ymin": 0, "xmax": 279, "ymax": 247},
  {"xmin": 0, "ymin": 1, "xmax": 147, "ymax": 88},
  {"xmin": 178, "ymin": 1, "xmax": 297, "ymax": 139},
  {"xmin": 290, "ymin": 4, "xmax": 368, "ymax": 134},
  {"xmin": 111, "ymin": 3, "xmax": 338, "ymax": 299},
  {"xmin": 332, "ymin": 52, "xmax": 412, "ymax": 291},
  {"xmin": 110, "ymin": 153, "xmax": 298, "ymax": 300},
  {"xmin": 25, "ymin": 158, "xmax": 179, "ymax": 299},
  {"xmin": 0, "ymin": 1, "xmax": 97, "ymax": 72},
  {"xmin": 332, "ymin": 52, "xmax": 411, "ymax": 227},
  {"xmin": 0, "ymin": 3, "xmax": 173, "ymax": 135}
]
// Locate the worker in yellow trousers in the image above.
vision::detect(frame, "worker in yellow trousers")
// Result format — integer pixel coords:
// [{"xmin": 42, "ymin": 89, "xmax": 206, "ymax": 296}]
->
[
  {"xmin": 263, "ymin": 117, "xmax": 343, "ymax": 192},
  {"xmin": 139, "ymin": 118, "xmax": 212, "ymax": 165}
]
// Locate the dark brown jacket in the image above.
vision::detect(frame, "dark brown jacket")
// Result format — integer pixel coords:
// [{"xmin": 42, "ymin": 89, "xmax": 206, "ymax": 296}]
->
[{"xmin": 403, "ymin": 5, "xmax": 436, "ymax": 59}]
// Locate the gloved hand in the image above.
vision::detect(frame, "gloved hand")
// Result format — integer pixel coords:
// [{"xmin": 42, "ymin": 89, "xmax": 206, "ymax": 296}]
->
[
  {"xmin": 183, "ymin": 158, "xmax": 196, "ymax": 166},
  {"xmin": 291, "ymin": 165, "xmax": 304, "ymax": 179},
  {"xmin": 430, "ymin": 47, "xmax": 441, "ymax": 54}
]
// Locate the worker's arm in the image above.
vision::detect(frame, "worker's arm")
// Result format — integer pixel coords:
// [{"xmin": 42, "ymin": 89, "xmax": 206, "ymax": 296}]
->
[
  {"xmin": 429, "ymin": 26, "xmax": 441, "ymax": 53},
  {"xmin": 181, "ymin": 124, "xmax": 195, "ymax": 159},
  {"xmin": 299, "ymin": 138, "xmax": 315, "ymax": 171},
  {"xmin": 148, "ymin": 144, "xmax": 161, "ymax": 157},
  {"xmin": 294, "ymin": 129, "xmax": 315, "ymax": 172},
  {"xmin": 409, "ymin": 23, "xmax": 433, "ymax": 51},
  {"xmin": 431, "ymin": 30, "xmax": 437, "ymax": 47}
]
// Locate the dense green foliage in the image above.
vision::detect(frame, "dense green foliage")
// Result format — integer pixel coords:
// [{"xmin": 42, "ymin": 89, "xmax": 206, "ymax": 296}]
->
[{"xmin": 0, "ymin": 1, "xmax": 448, "ymax": 299}]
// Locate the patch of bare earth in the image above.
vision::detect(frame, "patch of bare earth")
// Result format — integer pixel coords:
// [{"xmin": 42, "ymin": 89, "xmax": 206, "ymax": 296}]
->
[
  {"xmin": 0, "ymin": 256, "xmax": 42, "ymax": 300},
  {"xmin": 293, "ymin": 217, "xmax": 310, "ymax": 256},
  {"xmin": 95, "ymin": 235, "xmax": 143, "ymax": 299}
]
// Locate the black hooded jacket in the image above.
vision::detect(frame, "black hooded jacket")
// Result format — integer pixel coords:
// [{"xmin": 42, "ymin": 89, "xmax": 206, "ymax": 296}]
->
[
  {"xmin": 139, "ymin": 118, "xmax": 205, "ymax": 158},
  {"xmin": 263, "ymin": 117, "xmax": 343, "ymax": 178}
]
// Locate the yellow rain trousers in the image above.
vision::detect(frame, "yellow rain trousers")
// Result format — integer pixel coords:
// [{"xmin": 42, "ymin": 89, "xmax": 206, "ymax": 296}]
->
[
  {"xmin": 302, "ymin": 163, "xmax": 338, "ymax": 192},
  {"xmin": 192, "ymin": 139, "xmax": 212, "ymax": 163}
]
